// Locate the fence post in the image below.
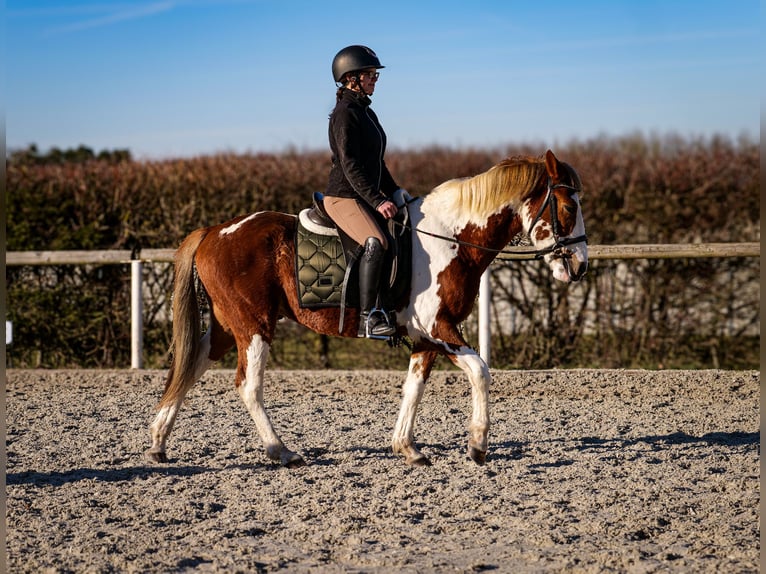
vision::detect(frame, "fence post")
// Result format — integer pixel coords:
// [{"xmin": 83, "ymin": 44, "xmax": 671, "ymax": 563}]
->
[
  {"xmin": 131, "ymin": 257, "xmax": 144, "ymax": 369},
  {"xmin": 478, "ymin": 269, "xmax": 491, "ymax": 366}
]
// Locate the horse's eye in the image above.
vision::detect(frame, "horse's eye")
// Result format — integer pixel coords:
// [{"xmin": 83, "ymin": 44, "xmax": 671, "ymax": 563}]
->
[{"xmin": 563, "ymin": 204, "xmax": 577, "ymax": 215}]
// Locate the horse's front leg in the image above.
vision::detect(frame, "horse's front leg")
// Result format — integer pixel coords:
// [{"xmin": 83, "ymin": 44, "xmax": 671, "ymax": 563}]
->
[
  {"xmin": 449, "ymin": 348, "xmax": 491, "ymax": 465},
  {"xmin": 392, "ymin": 350, "xmax": 438, "ymax": 466},
  {"xmin": 237, "ymin": 334, "xmax": 305, "ymax": 468}
]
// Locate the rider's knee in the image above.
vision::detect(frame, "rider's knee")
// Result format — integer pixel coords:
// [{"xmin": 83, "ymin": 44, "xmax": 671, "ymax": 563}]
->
[{"xmin": 363, "ymin": 236, "xmax": 387, "ymax": 257}]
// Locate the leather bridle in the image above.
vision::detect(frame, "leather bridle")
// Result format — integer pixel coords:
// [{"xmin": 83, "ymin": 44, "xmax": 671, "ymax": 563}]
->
[{"xmin": 527, "ymin": 179, "xmax": 588, "ymax": 259}]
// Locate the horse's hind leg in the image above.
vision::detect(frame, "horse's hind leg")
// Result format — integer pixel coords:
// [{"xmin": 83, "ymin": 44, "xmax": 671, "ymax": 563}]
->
[
  {"xmin": 146, "ymin": 331, "xmax": 214, "ymax": 463},
  {"xmin": 237, "ymin": 333, "xmax": 306, "ymax": 468},
  {"xmin": 392, "ymin": 350, "xmax": 438, "ymax": 466}
]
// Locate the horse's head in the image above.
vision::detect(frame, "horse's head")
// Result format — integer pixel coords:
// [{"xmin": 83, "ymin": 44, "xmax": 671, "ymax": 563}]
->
[{"xmin": 524, "ymin": 150, "xmax": 588, "ymax": 283}]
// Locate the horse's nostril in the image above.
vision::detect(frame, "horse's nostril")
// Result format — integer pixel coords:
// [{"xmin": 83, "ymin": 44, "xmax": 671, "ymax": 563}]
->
[{"xmin": 570, "ymin": 259, "xmax": 588, "ymax": 282}]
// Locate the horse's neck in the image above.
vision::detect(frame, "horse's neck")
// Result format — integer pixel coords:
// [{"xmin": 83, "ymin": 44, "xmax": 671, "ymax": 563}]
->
[
  {"xmin": 420, "ymin": 194, "xmax": 522, "ymax": 243},
  {"xmin": 416, "ymin": 196, "xmax": 523, "ymax": 269}
]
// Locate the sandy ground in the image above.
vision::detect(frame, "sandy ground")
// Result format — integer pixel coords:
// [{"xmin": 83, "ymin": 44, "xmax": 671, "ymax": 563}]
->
[{"xmin": 5, "ymin": 368, "xmax": 760, "ymax": 573}]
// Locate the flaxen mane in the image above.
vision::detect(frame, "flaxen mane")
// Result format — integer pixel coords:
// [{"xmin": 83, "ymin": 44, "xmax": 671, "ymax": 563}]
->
[{"xmin": 430, "ymin": 156, "xmax": 548, "ymax": 221}]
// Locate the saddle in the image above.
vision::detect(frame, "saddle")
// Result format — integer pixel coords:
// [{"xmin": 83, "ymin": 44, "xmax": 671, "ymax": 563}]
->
[{"xmin": 295, "ymin": 190, "xmax": 413, "ymax": 333}]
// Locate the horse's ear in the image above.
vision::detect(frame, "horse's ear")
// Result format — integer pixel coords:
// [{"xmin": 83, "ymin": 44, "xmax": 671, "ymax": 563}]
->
[{"xmin": 544, "ymin": 149, "xmax": 560, "ymax": 179}]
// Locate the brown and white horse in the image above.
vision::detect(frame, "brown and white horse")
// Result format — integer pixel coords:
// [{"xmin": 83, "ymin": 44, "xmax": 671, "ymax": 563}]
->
[{"xmin": 146, "ymin": 149, "xmax": 587, "ymax": 467}]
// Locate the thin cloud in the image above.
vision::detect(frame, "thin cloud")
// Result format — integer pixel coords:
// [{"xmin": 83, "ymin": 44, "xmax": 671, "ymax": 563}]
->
[
  {"xmin": 11, "ymin": 0, "xmax": 263, "ymax": 35},
  {"xmin": 9, "ymin": 4, "xmax": 142, "ymax": 17},
  {"xmin": 43, "ymin": 2, "xmax": 176, "ymax": 35}
]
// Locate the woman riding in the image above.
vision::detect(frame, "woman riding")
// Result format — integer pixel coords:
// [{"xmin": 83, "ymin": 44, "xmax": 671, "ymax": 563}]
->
[{"xmin": 323, "ymin": 45, "xmax": 401, "ymax": 339}]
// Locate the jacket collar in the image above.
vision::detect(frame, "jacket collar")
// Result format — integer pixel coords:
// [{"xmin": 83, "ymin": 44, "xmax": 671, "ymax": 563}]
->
[{"xmin": 341, "ymin": 87, "xmax": 371, "ymax": 107}]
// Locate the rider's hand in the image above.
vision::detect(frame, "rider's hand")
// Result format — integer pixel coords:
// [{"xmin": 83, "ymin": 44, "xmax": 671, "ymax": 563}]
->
[{"xmin": 376, "ymin": 200, "xmax": 398, "ymax": 219}]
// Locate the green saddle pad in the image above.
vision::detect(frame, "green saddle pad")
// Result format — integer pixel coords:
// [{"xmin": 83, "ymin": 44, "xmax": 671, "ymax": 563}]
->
[{"xmin": 295, "ymin": 220, "xmax": 348, "ymax": 308}]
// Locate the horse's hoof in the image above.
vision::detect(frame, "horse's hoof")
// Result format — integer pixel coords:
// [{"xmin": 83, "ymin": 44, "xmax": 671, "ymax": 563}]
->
[
  {"xmin": 407, "ymin": 454, "xmax": 432, "ymax": 467},
  {"xmin": 393, "ymin": 444, "xmax": 432, "ymax": 467},
  {"xmin": 468, "ymin": 446, "xmax": 487, "ymax": 465},
  {"xmin": 145, "ymin": 449, "xmax": 169, "ymax": 464},
  {"xmin": 282, "ymin": 452, "xmax": 307, "ymax": 468},
  {"xmin": 284, "ymin": 457, "xmax": 307, "ymax": 469}
]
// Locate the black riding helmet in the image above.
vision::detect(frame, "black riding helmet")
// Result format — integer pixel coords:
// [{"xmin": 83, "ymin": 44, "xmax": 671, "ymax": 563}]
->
[{"xmin": 332, "ymin": 45, "xmax": 384, "ymax": 83}]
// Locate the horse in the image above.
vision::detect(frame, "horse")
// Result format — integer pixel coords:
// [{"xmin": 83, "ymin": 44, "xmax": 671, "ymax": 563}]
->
[{"xmin": 146, "ymin": 149, "xmax": 587, "ymax": 467}]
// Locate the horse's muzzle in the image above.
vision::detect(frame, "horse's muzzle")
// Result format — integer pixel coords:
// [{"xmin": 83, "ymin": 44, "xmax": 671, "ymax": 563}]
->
[
  {"xmin": 568, "ymin": 258, "xmax": 588, "ymax": 282},
  {"xmin": 553, "ymin": 247, "xmax": 588, "ymax": 282}
]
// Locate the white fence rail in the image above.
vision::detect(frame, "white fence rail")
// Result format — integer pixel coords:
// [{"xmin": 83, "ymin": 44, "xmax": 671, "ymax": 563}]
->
[{"xmin": 6, "ymin": 243, "xmax": 761, "ymax": 368}]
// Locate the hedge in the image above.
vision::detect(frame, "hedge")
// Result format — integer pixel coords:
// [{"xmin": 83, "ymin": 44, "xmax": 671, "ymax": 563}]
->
[{"xmin": 5, "ymin": 134, "xmax": 760, "ymax": 369}]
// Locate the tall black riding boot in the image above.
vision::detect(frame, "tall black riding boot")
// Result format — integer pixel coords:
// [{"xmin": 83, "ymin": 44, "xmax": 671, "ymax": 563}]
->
[{"xmin": 358, "ymin": 237, "xmax": 396, "ymax": 338}]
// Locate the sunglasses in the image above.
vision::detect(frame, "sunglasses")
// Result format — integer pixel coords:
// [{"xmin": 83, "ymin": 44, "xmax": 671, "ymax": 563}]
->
[{"xmin": 360, "ymin": 70, "xmax": 380, "ymax": 80}]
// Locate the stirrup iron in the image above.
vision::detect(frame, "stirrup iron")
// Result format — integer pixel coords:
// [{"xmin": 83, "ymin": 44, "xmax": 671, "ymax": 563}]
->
[{"xmin": 361, "ymin": 308, "xmax": 396, "ymax": 339}]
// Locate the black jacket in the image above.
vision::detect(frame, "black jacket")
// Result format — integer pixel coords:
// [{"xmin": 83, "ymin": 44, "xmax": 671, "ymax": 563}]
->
[{"xmin": 325, "ymin": 88, "xmax": 399, "ymax": 209}]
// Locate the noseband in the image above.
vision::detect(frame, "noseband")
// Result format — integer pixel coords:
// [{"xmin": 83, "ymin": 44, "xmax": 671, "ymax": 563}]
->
[{"xmin": 527, "ymin": 179, "xmax": 588, "ymax": 260}]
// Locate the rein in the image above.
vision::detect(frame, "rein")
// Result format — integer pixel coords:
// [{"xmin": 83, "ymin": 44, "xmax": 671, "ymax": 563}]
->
[{"xmin": 395, "ymin": 180, "xmax": 587, "ymax": 260}]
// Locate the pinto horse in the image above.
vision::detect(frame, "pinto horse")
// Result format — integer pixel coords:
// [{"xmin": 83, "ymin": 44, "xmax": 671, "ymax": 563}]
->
[{"xmin": 146, "ymin": 149, "xmax": 587, "ymax": 467}]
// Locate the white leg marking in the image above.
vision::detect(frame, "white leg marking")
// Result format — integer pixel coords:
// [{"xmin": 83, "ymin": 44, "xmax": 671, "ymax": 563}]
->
[
  {"xmin": 451, "ymin": 348, "xmax": 491, "ymax": 460},
  {"xmin": 147, "ymin": 330, "xmax": 214, "ymax": 461},
  {"xmin": 391, "ymin": 354, "xmax": 431, "ymax": 464},
  {"xmin": 238, "ymin": 334, "xmax": 285, "ymax": 458},
  {"xmin": 148, "ymin": 405, "xmax": 179, "ymax": 457},
  {"xmin": 238, "ymin": 335, "xmax": 304, "ymax": 466},
  {"xmin": 393, "ymin": 356, "xmax": 426, "ymax": 446}
]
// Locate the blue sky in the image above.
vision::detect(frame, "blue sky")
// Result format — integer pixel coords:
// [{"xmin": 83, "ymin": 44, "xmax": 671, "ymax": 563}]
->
[{"xmin": 6, "ymin": 0, "xmax": 760, "ymax": 159}]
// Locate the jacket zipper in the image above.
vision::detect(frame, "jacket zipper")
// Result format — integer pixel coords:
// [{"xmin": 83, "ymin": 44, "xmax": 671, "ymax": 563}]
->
[{"xmin": 365, "ymin": 108, "xmax": 384, "ymax": 195}]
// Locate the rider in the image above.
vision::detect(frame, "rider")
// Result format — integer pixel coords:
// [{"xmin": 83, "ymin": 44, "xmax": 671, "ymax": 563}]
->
[{"xmin": 323, "ymin": 45, "xmax": 401, "ymax": 339}]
